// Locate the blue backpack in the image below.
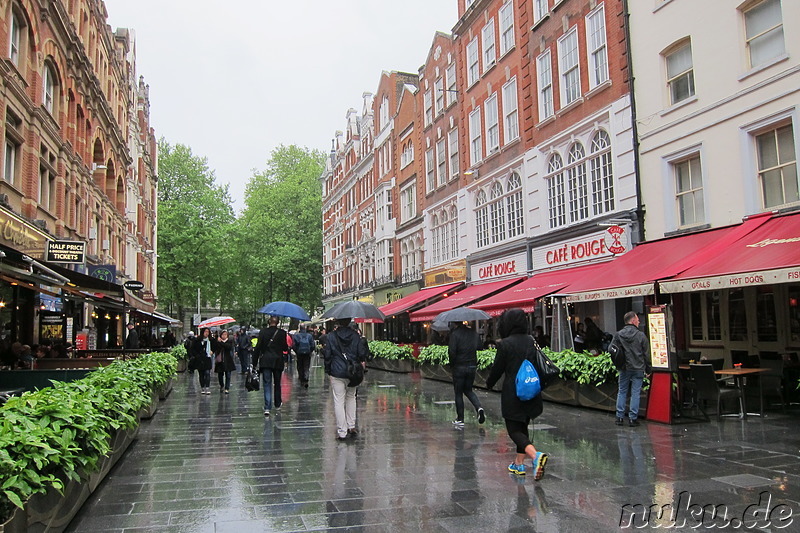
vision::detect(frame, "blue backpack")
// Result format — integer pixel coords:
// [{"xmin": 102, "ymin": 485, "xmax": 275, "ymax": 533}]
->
[
  {"xmin": 516, "ymin": 358, "xmax": 541, "ymax": 401},
  {"xmin": 296, "ymin": 333, "xmax": 313, "ymax": 354}
]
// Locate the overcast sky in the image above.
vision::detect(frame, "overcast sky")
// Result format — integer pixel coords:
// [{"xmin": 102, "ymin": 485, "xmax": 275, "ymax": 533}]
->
[{"xmin": 103, "ymin": 1, "xmax": 457, "ymax": 210}]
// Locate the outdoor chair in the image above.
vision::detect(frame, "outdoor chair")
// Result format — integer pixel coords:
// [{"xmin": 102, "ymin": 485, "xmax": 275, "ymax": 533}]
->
[
  {"xmin": 747, "ymin": 357, "xmax": 785, "ymax": 411},
  {"xmin": 690, "ymin": 363, "xmax": 743, "ymax": 420}
]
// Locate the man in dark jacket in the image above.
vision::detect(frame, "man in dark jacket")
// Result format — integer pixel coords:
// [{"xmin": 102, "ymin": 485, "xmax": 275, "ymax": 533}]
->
[
  {"xmin": 124, "ymin": 323, "xmax": 139, "ymax": 350},
  {"xmin": 448, "ymin": 322, "xmax": 485, "ymax": 426},
  {"xmin": 236, "ymin": 327, "xmax": 251, "ymax": 374},
  {"xmin": 255, "ymin": 316, "xmax": 289, "ymax": 417},
  {"xmin": 323, "ymin": 318, "xmax": 368, "ymax": 441},
  {"xmin": 292, "ymin": 325, "xmax": 315, "ymax": 388},
  {"xmin": 614, "ymin": 311, "xmax": 651, "ymax": 427}
]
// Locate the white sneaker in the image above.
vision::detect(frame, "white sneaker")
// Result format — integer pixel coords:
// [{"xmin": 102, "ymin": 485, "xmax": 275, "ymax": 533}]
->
[{"xmin": 264, "ymin": 410, "xmax": 270, "ymax": 417}]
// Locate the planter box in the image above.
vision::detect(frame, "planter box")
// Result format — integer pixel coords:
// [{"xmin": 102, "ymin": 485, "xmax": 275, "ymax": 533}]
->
[
  {"xmin": 176, "ymin": 359, "xmax": 188, "ymax": 373},
  {"xmin": 158, "ymin": 378, "xmax": 174, "ymax": 400},
  {"xmin": 473, "ymin": 368, "xmax": 492, "ymax": 390},
  {"xmin": 366, "ymin": 359, "xmax": 417, "ymax": 373},
  {"xmin": 138, "ymin": 390, "xmax": 160, "ymax": 420},
  {"xmin": 0, "ymin": 426, "xmax": 138, "ymax": 533},
  {"xmin": 418, "ymin": 363, "xmax": 452, "ymax": 383},
  {"xmin": 541, "ymin": 378, "xmax": 580, "ymax": 406}
]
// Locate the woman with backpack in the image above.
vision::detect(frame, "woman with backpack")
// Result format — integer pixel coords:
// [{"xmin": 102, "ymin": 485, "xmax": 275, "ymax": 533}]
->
[
  {"xmin": 292, "ymin": 325, "xmax": 315, "ymax": 388},
  {"xmin": 486, "ymin": 308, "xmax": 549, "ymax": 480}
]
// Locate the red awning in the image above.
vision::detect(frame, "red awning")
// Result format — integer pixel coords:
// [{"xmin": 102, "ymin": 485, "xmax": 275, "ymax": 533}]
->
[
  {"xmin": 660, "ymin": 212, "xmax": 800, "ymax": 293},
  {"xmin": 378, "ymin": 282, "xmax": 462, "ymax": 317},
  {"xmin": 408, "ymin": 277, "xmax": 524, "ymax": 322},
  {"xmin": 563, "ymin": 214, "xmax": 771, "ymax": 301},
  {"xmin": 471, "ymin": 263, "xmax": 608, "ymax": 316}
]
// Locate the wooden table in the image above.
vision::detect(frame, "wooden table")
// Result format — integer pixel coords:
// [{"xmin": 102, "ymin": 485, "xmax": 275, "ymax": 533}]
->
[{"xmin": 714, "ymin": 367, "xmax": 769, "ymax": 418}]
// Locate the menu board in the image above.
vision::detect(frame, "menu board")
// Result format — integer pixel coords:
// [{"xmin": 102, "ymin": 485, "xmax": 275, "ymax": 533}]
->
[{"xmin": 648, "ymin": 305, "xmax": 671, "ymax": 370}]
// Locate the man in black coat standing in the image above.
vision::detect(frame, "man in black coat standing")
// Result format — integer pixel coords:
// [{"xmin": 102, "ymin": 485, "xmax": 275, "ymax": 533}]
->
[
  {"xmin": 614, "ymin": 311, "xmax": 651, "ymax": 427},
  {"xmin": 124, "ymin": 323, "xmax": 139, "ymax": 350},
  {"xmin": 448, "ymin": 322, "xmax": 485, "ymax": 427}
]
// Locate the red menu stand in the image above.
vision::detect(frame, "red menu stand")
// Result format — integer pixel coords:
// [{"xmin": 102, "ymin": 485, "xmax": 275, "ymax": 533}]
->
[{"xmin": 646, "ymin": 371, "xmax": 673, "ymax": 424}]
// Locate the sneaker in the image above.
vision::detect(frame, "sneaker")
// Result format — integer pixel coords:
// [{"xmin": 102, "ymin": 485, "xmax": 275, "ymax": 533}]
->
[
  {"xmin": 224, "ymin": 389, "xmax": 229, "ymax": 394},
  {"xmin": 336, "ymin": 435, "xmax": 348, "ymax": 442},
  {"xmin": 533, "ymin": 452, "xmax": 549, "ymax": 481},
  {"xmin": 274, "ymin": 403, "xmax": 282, "ymax": 411},
  {"xmin": 452, "ymin": 419, "xmax": 464, "ymax": 427},
  {"xmin": 629, "ymin": 419, "xmax": 640, "ymax": 427},
  {"xmin": 477, "ymin": 408, "xmax": 486, "ymax": 424},
  {"xmin": 615, "ymin": 418, "xmax": 624, "ymax": 426},
  {"xmin": 508, "ymin": 462, "xmax": 526, "ymax": 476},
  {"xmin": 263, "ymin": 410, "xmax": 270, "ymax": 417},
  {"xmin": 347, "ymin": 428, "xmax": 359, "ymax": 437}
]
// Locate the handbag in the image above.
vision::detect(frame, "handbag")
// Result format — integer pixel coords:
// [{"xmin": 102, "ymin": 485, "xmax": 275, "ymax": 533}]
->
[
  {"xmin": 530, "ymin": 336, "xmax": 560, "ymax": 390},
  {"xmin": 334, "ymin": 335, "xmax": 364, "ymax": 387},
  {"xmin": 214, "ymin": 352, "xmax": 222, "ymax": 364},
  {"xmin": 244, "ymin": 366, "xmax": 260, "ymax": 392}
]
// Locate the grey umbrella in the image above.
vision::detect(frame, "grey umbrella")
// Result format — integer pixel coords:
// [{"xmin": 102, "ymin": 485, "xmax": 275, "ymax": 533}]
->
[
  {"xmin": 434, "ymin": 307, "xmax": 492, "ymax": 323},
  {"xmin": 321, "ymin": 301, "xmax": 386, "ymax": 322}
]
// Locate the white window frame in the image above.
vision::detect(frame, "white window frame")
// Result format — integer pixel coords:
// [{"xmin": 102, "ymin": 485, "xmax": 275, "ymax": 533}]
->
[
  {"xmin": 436, "ymin": 138, "xmax": 447, "ymax": 187},
  {"xmin": 425, "ymin": 148, "xmax": 435, "ymax": 193},
  {"xmin": 537, "ymin": 50, "xmax": 554, "ymax": 121},
  {"xmin": 448, "ymin": 128, "xmax": 459, "ymax": 178},
  {"xmin": 467, "ymin": 37, "xmax": 479, "ymax": 86},
  {"xmin": 558, "ymin": 27, "xmax": 581, "ymax": 107},
  {"xmin": 4, "ymin": 139, "xmax": 17, "ymax": 187},
  {"xmin": 534, "ymin": 0, "xmax": 548, "ymax": 23},
  {"xmin": 505, "ymin": 172, "xmax": 524, "ymax": 238},
  {"xmin": 9, "ymin": 12, "xmax": 21, "ymax": 66},
  {"xmin": 590, "ymin": 130, "xmax": 614, "ymax": 215},
  {"xmin": 434, "ymin": 78, "xmax": 444, "ymax": 115},
  {"xmin": 755, "ymin": 123, "xmax": 798, "ymax": 209},
  {"xmin": 502, "ymin": 77, "xmax": 519, "ymax": 143},
  {"xmin": 665, "ymin": 40, "xmax": 695, "ymax": 105},
  {"xmin": 424, "ymin": 90, "xmax": 433, "ymax": 127},
  {"xmin": 401, "ymin": 183, "xmax": 416, "ymax": 223},
  {"xmin": 475, "ymin": 190, "xmax": 489, "ymax": 248},
  {"xmin": 499, "ymin": 1, "xmax": 515, "ymax": 56},
  {"xmin": 673, "ymin": 154, "xmax": 705, "ymax": 227},
  {"xmin": 485, "ymin": 93, "xmax": 500, "ymax": 154},
  {"xmin": 379, "ymin": 96, "xmax": 390, "ymax": 129},
  {"xmin": 546, "ymin": 154, "xmax": 566, "ymax": 228},
  {"xmin": 743, "ymin": 0, "xmax": 785, "ymax": 69},
  {"xmin": 449, "ymin": 206, "xmax": 458, "ymax": 258},
  {"xmin": 586, "ymin": 5, "xmax": 608, "ymax": 89},
  {"xmin": 566, "ymin": 142, "xmax": 588, "ymax": 223},
  {"xmin": 445, "ymin": 63, "xmax": 457, "ymax": 106},
  {"xmin": 469, "ymin": 108, "xmax": 483, "ymax": 165},
  {"xmin": 43, "ymin": 64, "xmax": 55, "ymax": 114},
  {"xmin": 482, "ymin": 20, "xmax": 496, "ymax": 71}
]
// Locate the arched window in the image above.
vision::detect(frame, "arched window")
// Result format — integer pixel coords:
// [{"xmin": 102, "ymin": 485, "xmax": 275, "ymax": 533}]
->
[
  {"xmin": 547, "ymin": 153, "xmax": 565, "ymax": 228},
  {"xmin": 431, "ymin": 214, "xmax": 441, "ymax": 264},
  {"xmin": 449, "ymin": 205, "xmax": 458, "ymax": 258},
  {"xmin": 42, "ymin": 62, "xmax": 59, "ymax": 117},
  {"xmin": 590, "ymin": 130, "xmax": 614, "ymax": 215},
  {"xmin": 475, "ymin": 190, "xmax": 489, "ymax": 248},
  {"xmin": 489, "ymin": 181, "xmax": 506, "ymax": 243},
  {"xmin": 567, "ymin": 142, "xmax": 588, "ymax": 222},
  {"xmin": 506, "ymin": 172, "xmax": 524, "ymax": 238}
]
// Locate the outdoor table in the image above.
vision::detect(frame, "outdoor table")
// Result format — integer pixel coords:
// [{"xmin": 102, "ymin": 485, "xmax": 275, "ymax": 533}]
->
[{"xmin": 714, "ymin": 367, "xmax": 769, "ymax": 419}]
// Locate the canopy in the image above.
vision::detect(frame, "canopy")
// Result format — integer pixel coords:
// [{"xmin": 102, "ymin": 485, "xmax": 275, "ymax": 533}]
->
[
  {"xmin": 563, "ymin": 214, "xmax": 770, "ymax": 301},
  {"xmin": 379, "ymin": 282, "xmax": 462, "ymax": 317},
  {"xmin": 472, "ymin": 263, "xmax": 608, "ymax": 316},
  {"xmin": 409, "ymin": 277, "xmax": 523, "ymax": 322},
  {"xmin": 660, "ymin": 212, "xmax": 800, "ymax": 293}
]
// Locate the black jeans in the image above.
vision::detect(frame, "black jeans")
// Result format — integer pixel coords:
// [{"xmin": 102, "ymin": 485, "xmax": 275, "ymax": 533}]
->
[
  {"xmin": 296, "ymin": 352, "xmax": 311, "ymax": 383},
  {"xmin": 505, "ymin": 417, "xmax": 532, "ymax": 454},
  {"xmin": 452, "ymin": 365, "xmax": 482, "ymax": 421},
  {"xmin": 217, "ymin": 370, "xmax": 231, "ymax": 390}
]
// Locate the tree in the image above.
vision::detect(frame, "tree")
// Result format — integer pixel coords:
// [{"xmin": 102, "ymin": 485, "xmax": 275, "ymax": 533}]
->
[
  {"xmin": 239, "ymin": 145, "xmax": 325, "ymax": 320},
  {"xmin": 156, "ymin": 140, "xmax": 235, "ymax": 324}
]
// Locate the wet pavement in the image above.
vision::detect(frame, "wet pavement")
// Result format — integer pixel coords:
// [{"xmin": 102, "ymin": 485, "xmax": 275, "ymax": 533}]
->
[{"xmin": 67, "ymin": 357, "xmax": 800, "ymax": 532}]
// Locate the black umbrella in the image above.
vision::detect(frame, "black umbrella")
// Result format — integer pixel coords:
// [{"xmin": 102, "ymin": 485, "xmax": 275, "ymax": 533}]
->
[
  {"xmin": 435, "ymin": 307, "xmax": 491, "ymax": 323},
  {"xmin": 321, "ymin": 301, "xmax": 385, "ymax": 323}
]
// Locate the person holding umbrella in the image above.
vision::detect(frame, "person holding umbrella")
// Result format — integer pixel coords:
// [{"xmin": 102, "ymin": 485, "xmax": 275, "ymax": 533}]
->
[
  {"xmin": 191, "ymin": 328, "xmax": 217, "ymax": 394},
  {"xmin": 323, "ymin": 318, "xmax": 369, "ymax": 441},
  {"xmin": 448, "ymin": 320, "xmax": 486, "ymax": 427},
  {"xmin": 255, "ymin": 316, "xmax": 289, "ymax": 417}
]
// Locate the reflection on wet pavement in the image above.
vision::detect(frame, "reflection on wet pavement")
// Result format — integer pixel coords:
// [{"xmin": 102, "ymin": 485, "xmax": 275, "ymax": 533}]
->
[{"xmin": 66, "ymin": 358, "xmax": 800, "ymax": 532}]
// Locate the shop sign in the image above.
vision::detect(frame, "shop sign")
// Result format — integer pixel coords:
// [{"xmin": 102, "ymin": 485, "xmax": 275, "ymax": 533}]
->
[
  {"xmin": 89, "ymin": 265, "xmax": 116, "ymax": 283},
  {"xmin": 124, "ymin": 280, "xmax": 145, "ymax": 290},
  {"xmin": 660, "ymin": 266, "xmax": 800, "ymax": 294},
  {"xmin": 357, "ymin": 294, "xmax": 375, "ymax": 304},
  {"xmin": 141, "ymin": 290, "xmax": 154, "ymax": 302},
  {"xmin": 471, "ymin": 252, "xmax": 527, "ymax": 281},
  {"xmin": 424, "ymin": 259, "xmax": 467, "ymax": 286},
  {"xmin": 0, "ymin": 208, "xmax": 49, "ymax": 258},
  {"xmin": 533, "ymin": 226, "xmax": 629, "ymax": 269},
  {"xmin": 566, "ymin": 283, "xmax": 653, "ymax": 302},
  {"xmin": 46, "ymin": 240, "xmax": 86, "ymax": 263}
]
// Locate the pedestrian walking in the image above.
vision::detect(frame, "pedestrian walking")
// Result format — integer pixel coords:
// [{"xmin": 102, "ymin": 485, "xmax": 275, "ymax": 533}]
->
[
  {"xmin": 215, "ymin": 330, "xmax": 236, "ymax": 394},
  {"xmin": 236, "ymin": 326, "xmax": 252, "ymax": 374},
  {"xmin": 191, "ymin": 328, "xmax": 216, "ymax": 394},
  {"xmin": 323, "ymin": 318, "xmax": 368, "ymax": 441},
  {"xmin": 448, "ymin": 321, "xmax": 485, "ymax": 427},
  {"xmin": 613, "ymin": 311, "xmax": 651, "ymax": 427},
  {"xmin": 486, "ymin": 308, "xmax": 549, "ymax": 480},
  {"xmin": 124, "ymin": 322, "xmax": 139, "ymax": 350},
  {"xmin": 292, "ymin": 325, "xmax": 315, "ymax": 388},
  {"xmin": 255, "ymin": 316, "xmax": 289, "ymax": 417}
]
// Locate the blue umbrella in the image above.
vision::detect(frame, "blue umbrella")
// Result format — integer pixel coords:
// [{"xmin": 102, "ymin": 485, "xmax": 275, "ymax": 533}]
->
[{"xmin": 257, "ymin": 301, "xmax": 310, "ymax": 321}]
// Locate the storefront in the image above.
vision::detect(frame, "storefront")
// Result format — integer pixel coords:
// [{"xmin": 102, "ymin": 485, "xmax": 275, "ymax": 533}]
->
[{"xmin": 378, "ymin": 282, "xmax": 462, "ymax": 342}]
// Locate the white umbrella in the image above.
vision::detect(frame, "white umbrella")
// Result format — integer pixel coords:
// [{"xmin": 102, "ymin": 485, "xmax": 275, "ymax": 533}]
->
[{"xmin": 196, "ymin": 316, "xmax": 236, "ymax": 328}]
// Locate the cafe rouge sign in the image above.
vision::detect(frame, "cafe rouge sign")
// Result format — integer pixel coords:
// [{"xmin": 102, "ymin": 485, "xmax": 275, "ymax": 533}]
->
[
  {"xmin": 472, "ymin": 251, "xmax": 527, "ymax": 281},
  {"xmin": 46, "ymin": 240, "xmax": 86, "ymax": 263},
  {"xmin": 532, "ymin": 225, "xmax": 629, "ymax": 268}
]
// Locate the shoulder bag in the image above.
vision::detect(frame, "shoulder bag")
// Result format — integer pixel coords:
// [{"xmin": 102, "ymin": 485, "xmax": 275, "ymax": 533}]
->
[{"xmin": 530, "ymin": 336, "xmax": 560, "ymax": 389}]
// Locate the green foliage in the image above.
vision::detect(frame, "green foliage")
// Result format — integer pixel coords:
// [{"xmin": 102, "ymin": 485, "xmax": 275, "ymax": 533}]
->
[
  {"xmin": 544, "ymin": 348, "xmax": 617, "ymax": 386},
  {"xmin": 477, "ymin": 349, "xmax": 496, "ymax": 370},
  {"xmin": 170, "ymin": 344, "xmax": 188, "ymax": 360},
  {"xmin": 417, "ymin": 345, "xmax": 449, "ymax": 366},
  {"xmin": 368, "ymin": 341, "xmax": 414, "ymax": 361},
  {"xmin": 0, "ymin": 353, "xmax": 175, "ymax": 522}
]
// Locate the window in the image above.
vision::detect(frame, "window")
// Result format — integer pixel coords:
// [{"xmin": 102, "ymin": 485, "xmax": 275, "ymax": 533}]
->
[
  {"xmin": 485, "ymin": 94, "xmax": 499, "ymax": 154},
  {"xmin": 537, "ymin": 50, "xmax": 554, "ymax": 121},
  {"xmin": 499, "ymin": 1, "xmax": 515, "ymax": 56},
  {"xmin": 475, "ymin": 190, "xmax": 489, "ymax": 248},
  {"xmin": 386, "ymin": 190, "xmax": 392, "ymax": 220},
  {"xmin": 674, "ymin": 155, "xmax": 705, "ymax": 226},
  {"xmin": 445, "ymin": 63, "xmax": 457, "ymax": 106},
  {"xmin": 4, "ymin": 139, "xmax": 17, "ymax": 187},
  {"xmin": 482, "ymin": 20, "xmax": 496, "ymax": 70},
  {"xmin": 43, "ymin": 63, "xmax": 57, "ymax": 114},
  {"xmin": 489, "ymin": 182, "xmax": 507, "ymax": 243},
  {"xmin": 665, "ymin": 41, "xmax": 694, "ymax": 105},
  {"xmin": 559, "ymin": 28, "xmax": 581, "ymax": 106},
  {"xmin": 467, "ymin": 37, "xmax": 479, "ymax": 86},
  {"xmin": 425, "ymin": 148, "xmax": 435, "ymax": 193},
  {"xmin": 689, "ymin": 291, "xmax": 722, "ymax": 342},
  {"xmin": 434, "ymin": 78, "xmax": 444, "ymax": 115},
  {"xmin": 449, "ymin": 206, "xmax": 458, "ymax": 258},
  {"xmin": 534, "ymin": 0, "xmax": 548, "ymax": 23},
  {"xmin": 432, "ymin": 214, "xmax": 441, "ymax": 264},
  {"xmin": 39, "ymin": 145, "xmax": 57, "ymax": 212},
  {"xmin": 586, "ymin": 5, "xmax": 608, "ymax": 88},
  {"xmin": 567, "ymin": 143, "xmax": 588, "ymax": 222},
  {"xmin": 436, "ymin": 138, "xmax": 447, "ymax": 187},
  {"xmin": 9, "ymin": 11, "xmax": 22, "ymax": 66},
  {"xmin": 756, "ymin": 124, "xmax": 798, "ymax": 208},
  {"xmin": 379, "ymin": 96, "xmax": 390, "ymax": 129},
  {"xmin": 590, "ymin": 130, "xmax": 614, "ymax": 215},
  {"xmin": 400, "ymin": 140, "xmax": 414, "ymax": 168},
  {"xmin": 547, "ymin": 154, "xmax": 566, "ymax": 228},
  {"xmin": 469, "ymin": 108, "xmax": 482, "ymax": 165},
  {"xmin": 401, "ymin": 184, "xmax": 416, "ymax": 222},
  {"xmin": 502, "ymin": 78, "xmax": 519, "ymax": 143},
  {"xmin": 448, "ymin": 128, "xmax": 459, "ymax": 177},
  {"xmin": 424, "ymin": 90, "xmax": 433, "ymax": 127},
  {"xmin": 506, "ymin": 172, "xmax": 523, "ymax": 238},
  {"xmin": 744, "ymin": 0, "xmax": 785, "ymax": 68},
  {"xmin": 431, "ymin": 208, "xmax": 458, "ymax": 264}
]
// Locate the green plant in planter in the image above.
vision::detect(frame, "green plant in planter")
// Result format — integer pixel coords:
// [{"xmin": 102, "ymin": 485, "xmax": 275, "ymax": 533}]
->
[
  {"xmin": 544, "ymin": 348, "xmax": 617, "ymax": 386},
  {"xmin": 368, "ymin": 341, "xmax": 414, "ymax": 361},
  {"xmin": 477, "ymin": 348, "xmax": 496, "ymax": 370},
  {"xmin": 170, "ymin": 344, "xmax": 188, "ymax": 360},
  {"xmin": 417, "ymin": 344, "xmax": 449, "ymax": 365},
  {"xmin": 0, "ymin": 352, "xmax": 175, "ymax": 523}
]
